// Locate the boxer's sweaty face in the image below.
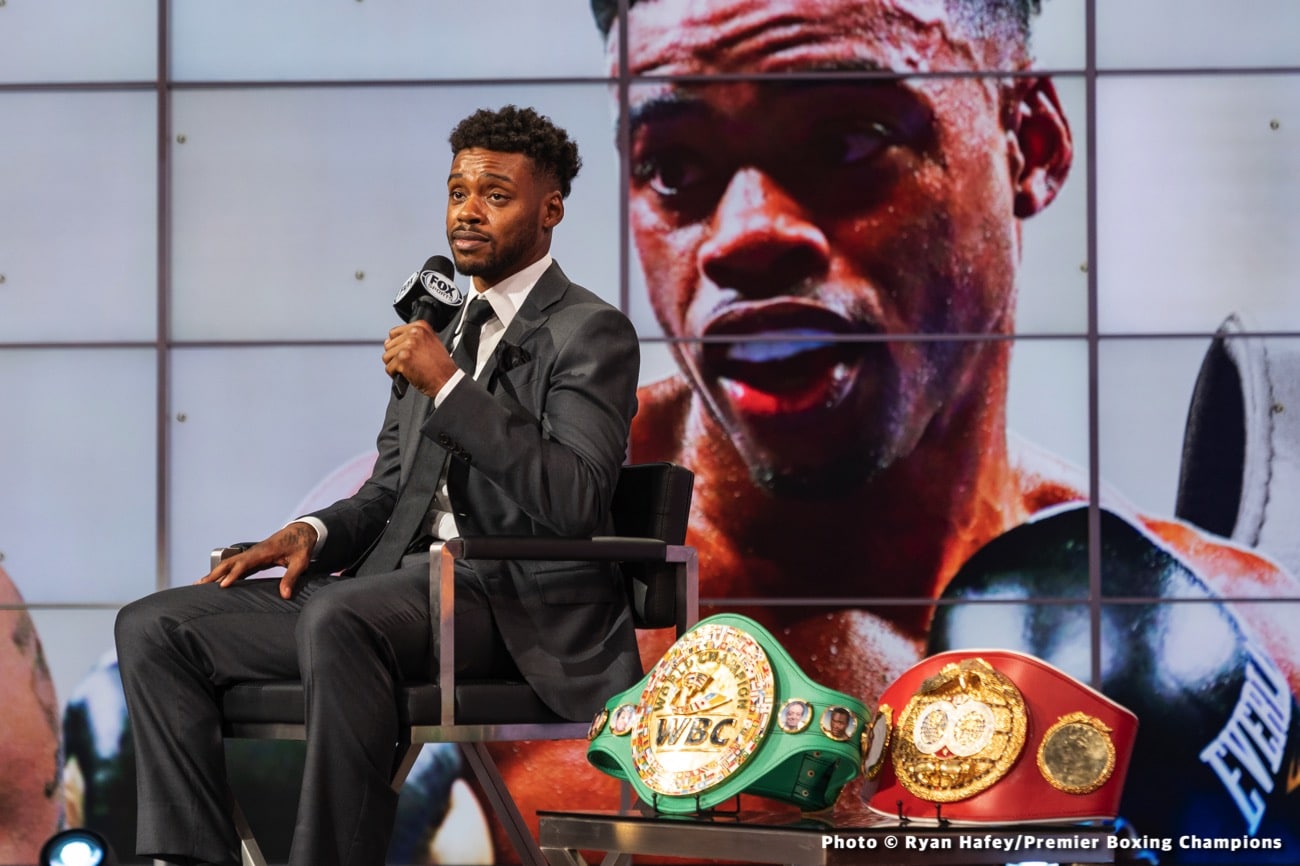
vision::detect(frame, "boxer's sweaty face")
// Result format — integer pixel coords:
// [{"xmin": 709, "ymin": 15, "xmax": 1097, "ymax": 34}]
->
[{"xmin": 617, "ymin": 0, "xmax": 1027, "ymax": 495}]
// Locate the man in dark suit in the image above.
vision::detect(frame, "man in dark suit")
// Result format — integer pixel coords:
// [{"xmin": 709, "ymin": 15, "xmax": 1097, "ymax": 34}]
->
[{"xmin": 114, "ymin": 104, "xmax": 642, "ymax": 866}]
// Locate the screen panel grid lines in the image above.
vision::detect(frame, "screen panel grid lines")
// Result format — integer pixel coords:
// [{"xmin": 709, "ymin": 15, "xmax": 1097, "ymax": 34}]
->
[{"xmin": 2, "ymin": 1, "xmax": 1298, "ymax": 864}]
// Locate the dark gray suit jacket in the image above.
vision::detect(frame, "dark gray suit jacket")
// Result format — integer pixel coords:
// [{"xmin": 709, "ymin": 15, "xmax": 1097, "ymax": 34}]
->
[{"xmin": 306, "ymin": 261, "xmax": 642, "ymax": 720}]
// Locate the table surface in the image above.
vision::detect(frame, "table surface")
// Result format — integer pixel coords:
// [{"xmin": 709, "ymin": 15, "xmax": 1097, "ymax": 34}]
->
[{"xmin": 538, "ymin": 806, "xmax": 1119, "ymax": 866}]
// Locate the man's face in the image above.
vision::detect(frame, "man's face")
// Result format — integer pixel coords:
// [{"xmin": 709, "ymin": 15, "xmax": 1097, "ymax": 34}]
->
[
  {"xmin": 447, "ymin": 148, "xmax": 561, "ymax": 287},
  {"xmin": 615, "ymin": 0, "xmax": 1058, "ymax": 494}
]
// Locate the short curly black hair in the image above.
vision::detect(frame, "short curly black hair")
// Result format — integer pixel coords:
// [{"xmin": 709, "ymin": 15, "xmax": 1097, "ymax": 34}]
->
[{"xmin": 448, "ymin": 105, "xmax": 583, "ymax": 199}]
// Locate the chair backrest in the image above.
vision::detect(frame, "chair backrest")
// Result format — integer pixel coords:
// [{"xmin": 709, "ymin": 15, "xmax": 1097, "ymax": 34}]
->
[
  {"xmin": 611, "ymin": 462, "xmax": 694, "ymax": 630},
  {"xmin": 610, "ymin": 461, "xmax": 695, "ymax": 542}
]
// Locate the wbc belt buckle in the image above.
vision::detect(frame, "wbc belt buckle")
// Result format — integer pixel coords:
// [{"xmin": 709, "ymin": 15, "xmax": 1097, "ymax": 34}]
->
[{"xmin": 630, "ymin": 621, "xmax": 775, "ymax": 796}]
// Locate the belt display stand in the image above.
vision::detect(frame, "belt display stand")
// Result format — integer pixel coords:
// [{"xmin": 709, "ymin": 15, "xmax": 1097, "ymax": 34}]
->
[{"xmin": 538, "ymin": 805, "xmax": 1118, "ymax": 866}]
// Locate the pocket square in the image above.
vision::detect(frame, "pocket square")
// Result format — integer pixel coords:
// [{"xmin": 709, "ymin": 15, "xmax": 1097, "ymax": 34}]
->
[{"xmin": 497, "ymin": 342, "xmax": 533, "ymax": 373}]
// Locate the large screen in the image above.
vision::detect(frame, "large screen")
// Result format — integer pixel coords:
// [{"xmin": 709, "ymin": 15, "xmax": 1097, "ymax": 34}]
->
[{"xmin": 3, "ymin": 1, "xmax": 1298, "ymax": 863}]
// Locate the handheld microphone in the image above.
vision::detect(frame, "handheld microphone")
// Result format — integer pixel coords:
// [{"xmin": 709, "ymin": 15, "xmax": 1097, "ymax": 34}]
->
[{"xmin": 391, "ymin": 255, "xmax": 464, "ymax": 398}]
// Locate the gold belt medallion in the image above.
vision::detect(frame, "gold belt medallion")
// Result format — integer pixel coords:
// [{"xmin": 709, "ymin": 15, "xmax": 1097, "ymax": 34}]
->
[
  {"xmin": 892, "ymin": 657, "xmax": 1027, "ymax": 802},
  {"xmin": 1037, "ymin": 712, "xmax": 1117, "ymax": 794},
  {"xmin": 631, "ymin": 622, "xmax": 776, "ymax": 796}
]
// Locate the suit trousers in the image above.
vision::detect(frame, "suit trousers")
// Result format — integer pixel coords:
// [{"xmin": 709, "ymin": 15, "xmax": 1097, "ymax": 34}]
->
[{"xmin": 114, "ymin": 556, "xmax": 512, "ymax": 866}]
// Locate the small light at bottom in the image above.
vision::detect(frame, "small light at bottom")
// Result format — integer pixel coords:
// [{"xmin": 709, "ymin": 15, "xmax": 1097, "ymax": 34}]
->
[{"xmin": 39, "ymin": 830, "xmax": 114, "ymax": 866}]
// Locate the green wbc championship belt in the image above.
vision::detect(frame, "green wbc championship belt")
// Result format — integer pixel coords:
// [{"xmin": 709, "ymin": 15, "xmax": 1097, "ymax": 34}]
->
[{"xmin": 587, "ymin": 613, "xmax": 868, "ymax": 814}]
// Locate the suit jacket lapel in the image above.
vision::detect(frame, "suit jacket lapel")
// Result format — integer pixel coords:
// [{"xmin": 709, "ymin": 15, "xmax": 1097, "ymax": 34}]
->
[
  {"xmin": 483, "ymin": 261, "xmax": 567, "ymax": 388},
  {"xmin": 398, "ymin": 391, "xmax": 429, "ymax": 481}
]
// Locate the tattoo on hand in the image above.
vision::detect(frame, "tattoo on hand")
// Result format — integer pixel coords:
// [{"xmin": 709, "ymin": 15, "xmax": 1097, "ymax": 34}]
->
[{"xmin": 288, "ymin": 523, "xmax": 316, "ymax": 551}]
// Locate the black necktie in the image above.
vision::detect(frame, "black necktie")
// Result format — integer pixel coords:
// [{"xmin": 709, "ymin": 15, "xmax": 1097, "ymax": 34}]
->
[
  {"xmin": 451, "ymin": 297, "xmax": 496, "ymax": 375},
  {"xmin": 441, "ymin": 297, "xmax": 497, "ymax": 537},
  {"xmin": 357, "ymin": 297, "xmax": 497, "ymax": 574}
]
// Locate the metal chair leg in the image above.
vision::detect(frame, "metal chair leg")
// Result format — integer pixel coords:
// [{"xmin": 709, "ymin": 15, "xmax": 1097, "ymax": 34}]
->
[
  {"xmin": 231, "ymin": 792, "xmax": 268, "ymax": 866},
  {"xmin": 459, "ymin": 741, "xmax": 550, "ymax": 866}
]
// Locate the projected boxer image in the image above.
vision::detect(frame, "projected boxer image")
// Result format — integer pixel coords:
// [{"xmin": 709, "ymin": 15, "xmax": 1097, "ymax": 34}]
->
[
  {"xmin": 0, "ymin": 565, "xmax": 62, "ymax": 865},
  {"xmin": 591, "ymin": 0, "xmax": 1300, "ymax": 860}
]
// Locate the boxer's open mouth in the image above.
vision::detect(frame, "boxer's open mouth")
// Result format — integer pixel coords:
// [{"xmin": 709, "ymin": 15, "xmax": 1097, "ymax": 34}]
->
[{"xmin": 700, "ymin": 303, "xmax": 867, "ymax": 418}]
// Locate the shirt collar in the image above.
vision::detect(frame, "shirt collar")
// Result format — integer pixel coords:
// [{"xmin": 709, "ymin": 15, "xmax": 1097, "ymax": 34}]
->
[{"xmin": 458, "ymin": 254, "xmax": 552, "ymax": 334}]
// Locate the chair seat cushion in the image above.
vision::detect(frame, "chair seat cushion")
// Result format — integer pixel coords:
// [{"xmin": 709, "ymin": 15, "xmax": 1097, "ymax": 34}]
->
[{"xmin": 220, "ymin": 679, "xmax": 567, "ymax": 727}]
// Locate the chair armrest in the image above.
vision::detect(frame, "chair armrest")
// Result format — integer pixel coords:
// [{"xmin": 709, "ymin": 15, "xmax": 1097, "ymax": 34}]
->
[
  {"xmin": 444, "ymin": 535, "xmax": 669, "ymax": 562},
  {"xmin": 211, "ymin": 543, "xmax": 256, "ymax": 571}
]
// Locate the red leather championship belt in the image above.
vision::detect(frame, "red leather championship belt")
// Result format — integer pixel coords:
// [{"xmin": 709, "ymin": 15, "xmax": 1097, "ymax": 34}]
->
[{"xmin": 863, "ymin": 649, "xmax": 1138, "ymax": 823}]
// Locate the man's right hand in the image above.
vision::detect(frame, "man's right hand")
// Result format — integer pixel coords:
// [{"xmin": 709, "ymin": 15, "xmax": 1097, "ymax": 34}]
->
[{"xmin": 196, "ymin": 521, "xmax": 318, "ymax": 599}]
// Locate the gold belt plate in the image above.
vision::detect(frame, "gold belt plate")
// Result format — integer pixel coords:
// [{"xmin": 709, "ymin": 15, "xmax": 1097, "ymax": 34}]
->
[
  {"xmin": 631, "ymin": 622, "xmax": 776, "ymax": 796},
  {"xmin": 893, "ymin": 657, "xmax": 1027, "ymax": 802}
]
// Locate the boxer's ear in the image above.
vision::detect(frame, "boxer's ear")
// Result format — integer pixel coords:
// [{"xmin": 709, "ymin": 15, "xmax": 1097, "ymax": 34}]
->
[
  {"xmin": 541, "ymin": 190, "xmax": 564, "ymax": 232},
  {"xmin": 1006, "ymin": 77, "xmax": 1073, "ymax": 218}
]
